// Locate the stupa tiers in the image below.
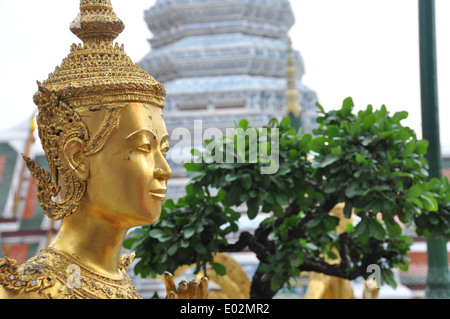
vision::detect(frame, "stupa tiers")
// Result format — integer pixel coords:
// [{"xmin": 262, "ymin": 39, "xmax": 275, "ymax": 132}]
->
[{"xmin": 139, "ymin": 0, "xmax": 319, "ymax": 196}]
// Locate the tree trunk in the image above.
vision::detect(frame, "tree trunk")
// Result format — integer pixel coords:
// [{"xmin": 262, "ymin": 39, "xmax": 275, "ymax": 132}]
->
[{"xmin": 250, "ymin": 271, "xmax": 277, "ymax": 299}]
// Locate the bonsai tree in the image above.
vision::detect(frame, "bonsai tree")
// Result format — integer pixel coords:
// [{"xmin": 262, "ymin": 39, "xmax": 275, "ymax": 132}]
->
[{"xmin": 124, "ymin": 97, "xmax": 450, "ymax": 299}]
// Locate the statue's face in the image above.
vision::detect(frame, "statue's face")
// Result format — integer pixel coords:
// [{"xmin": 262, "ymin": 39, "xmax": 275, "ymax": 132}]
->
[{"xmin": 84, "ymin": 102, "xmax": 171, "ymax": 228}]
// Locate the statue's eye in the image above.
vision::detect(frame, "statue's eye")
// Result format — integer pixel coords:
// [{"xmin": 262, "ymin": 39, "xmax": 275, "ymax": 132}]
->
[
  {"xmin": 161, "ymin": 146, "xmax": 169, "ymax": 158},
  {"xmin": 138, "ymin": 144, "xmax": 152, "ymax": 153}
]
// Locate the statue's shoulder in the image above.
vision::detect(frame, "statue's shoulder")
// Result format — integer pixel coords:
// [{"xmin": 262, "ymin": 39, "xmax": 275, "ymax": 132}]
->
[{"xmin": 0, "ymin": 250, "xmax": 71, "ymax": 299}]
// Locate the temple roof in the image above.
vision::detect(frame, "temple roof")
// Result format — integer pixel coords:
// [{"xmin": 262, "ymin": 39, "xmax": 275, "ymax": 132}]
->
[
  {"xmin": 145, "ymin": 0, "xmax": 295, "ymax": 49},
  {"xmin": 140, "ymin": 34, "xmax": 305, "ymax": 83},
  {"xmin": 164, "ymin": 75, "xmax": 310, "ymax": 94}
]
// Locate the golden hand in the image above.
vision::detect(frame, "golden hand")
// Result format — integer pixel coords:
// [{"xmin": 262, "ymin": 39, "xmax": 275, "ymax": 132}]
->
[{"xmin": 164, "ymin": 272, "xmax": 209, "ymax": 299}]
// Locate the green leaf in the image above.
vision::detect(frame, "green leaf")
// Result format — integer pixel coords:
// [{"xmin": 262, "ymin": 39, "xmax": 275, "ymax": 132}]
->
[
  {"xmin": 123, "ymin": 237, "xmax": 138, "ymax": 250},
  {"xmin": 341, "ymin": 97, "xmax": 354, "ymax": 117},
  {"xmin": 406, "ymin": 184, "xmax": 422, "ymax": 200},
  {"xmin": 316, "ymin": 102, "xmax": 325, "ymax": 114},
  {"xmin": 270, "ymin": 277, "xmax": 281, "ymax": 292},
  {"xmin": 184, "ymin": 162, "xmax": 203, "ymax": 171},
  {"xmin": 185, "ymin": 183, "xmax": 196, "ymax": 196},
  {"xmin": 280, "ymin": 117, "xmax": 291, "ymax": 129},
  {"xmin": 167, "ymin": 243, "xmax": 178, "ymax": 256},
  {"xmin": 315, "ymin": 154, "xmax": 339, "ymax": 168},
  {"xmin": 275, "ymin": 193, "xmax": 289, "ymax": 206},
  {"xmin": 164, "ymin": 199, "xmax": 176, "ymax": 210},
  {"xmin": 369, "ymin": 220, "xmax": 386, "ymax": 241},
  {"xmin": 390, "ymin": 171, "xmax": 414, "ymax": 179},
  {"xmin": 381, "ymin": 268, "xmax": 398, "ymax": 288},
  {"xmin": 363, "ymin": 113, "xmax": 377, "ymax": 130},
  {"xmin": 193, "ymin": 242, "xmax": 207, "ymax": 255},
  {"xmin": 362, "ymin": 137, "xmax": 372, "ymax": 146},
  {"xmin": 345, "ymin": 223, "xmax": 354, "ymax": 233},
  {"xmin": 299, "ymin": 134, "xmax": 312, "ymax": 149},
  {"xmin": 420, "ymin": 192, "xmax": 438, "ymax": 211},
  {"xmin": 239, "ymin": 119, "xmax": 249, "ymax": 130},
  {"xmin": 289, "ymin": 255, "xmax": 303, "ymax": 268},
  {"xmin": 429, "ymin": 214, "xmax": 440, "ymax": 225},
  {"xmin": 241, "ymin": 174, "xmax": 252, "ymax": 190},
  {"xmin": 401, "ymin": 141, "xmax": 415, "ymax": 158},
  {"xmin": 191, "ymin": 148, "xmax": 202, "ymax": 157},
  {"xmin": 379, "ymin": 131, "xmax": 393, "ymax": 140},
  {"xmin": 345, "ymin": 183, "xmax": 358, "ymax": 198},
  {"xmin": 306, "ymin": 217, "xmax": 322, "ymax": 229},
  {"xmin": 303, "ymin": 242, "xmax": 318, "ymax": 251},
  {"xmin": 344, "ymin": 203, "xmax": 353, "ymax": 218},
  {"xmin": 185, "ymin": 170, "xmax": 207, "ymax": 180},
  {"xmin": 289, "ymin": 149, "xmax": 298, "ymax": 159},
  {"xmin": 150, "ymin": 229, "xmax": 169, "ymax": 239},
  {"xmin": 355, "ymin": 153, "xmax": 366, "ymax": 164},
  {"xmin": 310, "ymin": 136, "xmax": 327, "ymax": 153},
  {"xmin": 180, "ymin": 240, "xmax": 190, "ymax": 248},
  {"xmin": 224, "ymin": 186, "xmax": 241, "ymax": 206},
  {"xmin": 272, "ymin": 204, "xmax": 284, "ymax": 217},
  {"xmin": 275, "ymin": 167, "xmax": 291, "ymax": 176},
  {"xmin": 183, "ymin": 228, "xmax": 196, "ymax": 239},
  {"xmin": 349, "ymin": 122, "xmax": 361, "ymax": 137},
  {"xmin": 410, "ymin": 196, "xmax": 424, "ymax": 208},
  {"xmin": 247, "ymin": 198, "xmax": 259, "ymax": 220},
  {"xmin": 354, "ymin": 219, "xmax": 368, "ymax": 238},
  {"xmin": 324, "ymin": 215, "xmax": 339, "ymax": 231},
  {"xmin": 225, "ymin": 174, "xmax": 239, "ymax": 182},
  {"xmin": 394, "ymin": 111, "xmax": 408, "ymax": 121},
  {"xmin": 385, "ymin": 219, "xmax": 402, "ymax": 236},
  {"xmin": 212, "ymin": 262, "xmax": 227, "ymax": 276},
  {"xmin": 331, "ymin": 146, "xmax": 343, "ymax": 158},
  {"xmin": 327, "ymin": 125, "xmax": 340, "ymax": 138},
  {"xmin": 416, "ymin": 140, "xmax": 429, "ymax": 155}
]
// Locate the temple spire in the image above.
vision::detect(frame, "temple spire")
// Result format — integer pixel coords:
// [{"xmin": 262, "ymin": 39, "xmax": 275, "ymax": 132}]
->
[{"xmin": 285, "ymin": 37, "xmax": 302, "ymax": 129}]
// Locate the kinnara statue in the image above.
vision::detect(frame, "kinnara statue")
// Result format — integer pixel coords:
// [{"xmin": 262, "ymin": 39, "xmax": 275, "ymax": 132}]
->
[{"xmin": 0, "ymin": 0, "xmax": 207, "ymax": 299}]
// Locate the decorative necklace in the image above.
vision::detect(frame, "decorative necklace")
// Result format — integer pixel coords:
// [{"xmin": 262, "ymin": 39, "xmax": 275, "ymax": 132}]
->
[{"xmin": 0, "ymin": 247, "xmax": 141, "ymax": 299}]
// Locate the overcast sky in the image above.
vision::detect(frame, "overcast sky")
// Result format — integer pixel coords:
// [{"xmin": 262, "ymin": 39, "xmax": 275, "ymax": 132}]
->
[{"xmin": 0, "ymin": 0, "xmax": 449, "ymax": 153}]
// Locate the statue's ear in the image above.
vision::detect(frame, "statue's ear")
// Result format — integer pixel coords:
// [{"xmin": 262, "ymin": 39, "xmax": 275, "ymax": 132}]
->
[{"xmin": 63, "ymin": 137, "xmax": 89, "ymax": 182}]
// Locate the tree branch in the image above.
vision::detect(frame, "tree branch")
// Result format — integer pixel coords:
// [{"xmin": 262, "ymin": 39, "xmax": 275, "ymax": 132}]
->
[
  {"xmin": 338, "ymin": 232, "xmax": 351, "ymax": 274},
  {"xmin": 218, "ymin": 232, "xmax": 270, "ymax": 261},
  {"xmin": 299, "ymin": 238, "xmax": 397, "ymax": 281}
]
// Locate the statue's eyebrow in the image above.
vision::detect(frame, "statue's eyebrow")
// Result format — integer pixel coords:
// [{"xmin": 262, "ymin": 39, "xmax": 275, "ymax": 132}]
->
[{"xmin": 125, "ymin": 129, "xmax": 155, "ymax": 140}]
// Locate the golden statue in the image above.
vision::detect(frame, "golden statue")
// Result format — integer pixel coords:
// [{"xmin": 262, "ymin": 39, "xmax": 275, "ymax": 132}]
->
[
  {"xmin": 0, "ymin": 0, "xmax": 207, "ymax": 299},
  {"xmin": 304, "ymin": 203, "xmax": 380, "ymax": 299}
]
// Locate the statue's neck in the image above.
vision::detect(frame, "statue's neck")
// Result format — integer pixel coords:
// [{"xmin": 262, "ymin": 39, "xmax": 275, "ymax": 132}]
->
[{"xmin": 49, "ymin": 203, "xmax": 129, "ymax": 281}]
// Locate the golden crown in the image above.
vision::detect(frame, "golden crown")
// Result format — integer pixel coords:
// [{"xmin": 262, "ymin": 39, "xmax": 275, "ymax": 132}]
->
[
  {"xmin": 35, "ymin": 0, "xmax": 166, "ymax": 109},
  {"xmin": 25, "ymin": 0, "xmax": 165, "ymax": 220}
]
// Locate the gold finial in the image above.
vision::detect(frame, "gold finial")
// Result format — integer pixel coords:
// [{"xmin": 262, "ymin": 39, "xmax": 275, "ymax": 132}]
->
[
  {"xmin": 70, "ymin": 0, "xmax": 124, "ymax": 45},
  {"xmin": 286, "ymin": 37, "xmax": 302, "ymax": 118}
]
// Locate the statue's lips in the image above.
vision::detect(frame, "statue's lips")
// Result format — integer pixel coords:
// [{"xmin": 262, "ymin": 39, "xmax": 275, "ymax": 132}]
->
[{"xmin": 149, "ymin": 189, "xmax": 166, "ymax": 200}]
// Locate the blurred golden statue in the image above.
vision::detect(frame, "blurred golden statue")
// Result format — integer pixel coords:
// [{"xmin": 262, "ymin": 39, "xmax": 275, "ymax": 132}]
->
[
  {"xmin": 0, "ymin": 0, "xmax": 207, "ymax": 299},
  {"xmin": 304, "ymin": 203, "xmax": 379, "ymax": 299}
]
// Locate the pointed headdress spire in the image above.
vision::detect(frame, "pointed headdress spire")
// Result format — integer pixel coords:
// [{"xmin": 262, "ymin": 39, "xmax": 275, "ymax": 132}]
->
[{"xmin": 70, "ymin": 0, "xmax": 125, "ymax": 45}]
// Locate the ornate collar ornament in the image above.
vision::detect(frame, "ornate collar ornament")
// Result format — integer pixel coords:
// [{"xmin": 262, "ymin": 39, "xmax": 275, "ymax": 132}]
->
[
  {"xmin": 23, "ymin": 0, "xmax": 166, "ymax": 220},
  {"xmin": 0, "ymin": 248, "xmax": 140, "ymax": 299}
]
